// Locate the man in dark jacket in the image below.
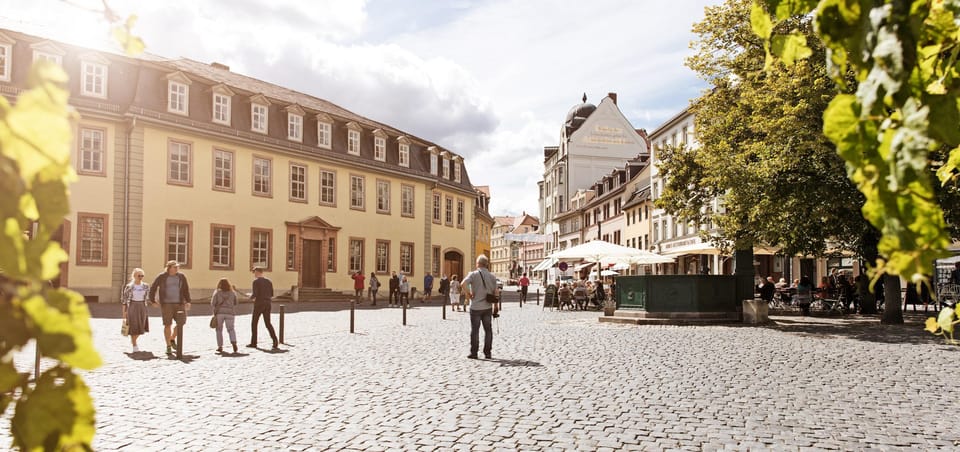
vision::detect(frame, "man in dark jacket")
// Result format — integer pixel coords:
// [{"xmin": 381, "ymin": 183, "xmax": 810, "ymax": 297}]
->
[
  {"xmin": 148, "ymin": 260, "xmax": 191, "ymax": 355},
  {"xmin": 247, "ymin": 267, "xmax": 279, "ymax": 350},
  {"xmin": 438, "ymin": 274, "xmax": 450, "ymax": 300},
  {"xmin": 389, "ymin": 271, "xmax": 400, "ymax": 306}
]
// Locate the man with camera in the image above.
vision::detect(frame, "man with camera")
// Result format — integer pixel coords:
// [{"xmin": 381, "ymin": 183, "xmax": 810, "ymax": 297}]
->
[{"xmin": 461, "ymin": 254, "xmax": 500, "ymax": 360}]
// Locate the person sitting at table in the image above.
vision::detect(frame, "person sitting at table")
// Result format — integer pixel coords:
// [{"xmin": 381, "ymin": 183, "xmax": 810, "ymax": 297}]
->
[
  {"xmin": 573, "ymin": 282, "xmax": 588, "ymax": 310},
  {"xmin": 557, "ymin": 283, "xmax": 574, "ymax": 310},
  {"xmin": 775, "ymin": 278, "xmax": 788, "ymax": 290},
  {"xmin": 818, "ymin": 276, "xmax": 831, "ymax": 296}
]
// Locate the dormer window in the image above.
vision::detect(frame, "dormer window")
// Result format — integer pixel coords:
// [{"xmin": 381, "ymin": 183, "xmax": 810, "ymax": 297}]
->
[
  {"xmin": 31, "ymin": 41, "xmax": 64, "ymax": 66},
  {"xmin": 442, "ymin": 158, "xmax": 450, "ymax": 179},
  {"xmin": 373, "ymin": 130, "xmax": 387, "ymax": 162},
  {"xmin": 166, "ymin": 72, "xmax": 191, "ymax": 116},
  {"xmin": 211, "ymin": 84, "xmax": 234, "ymax": 126},
  {"xmin": 80, "ymin": 54, "xmax": 109, "ymax": 98},
  {"xmin": 0, "ymin": 32, "xmax": 11, "ymax": 82},
  {"xmin": 398, "ymin": 137, "xmax": 411, "ymax": 168},
  {"xmin": 316, "ymin": 113, "xmax": 333, "ymax": 149},
  {"xmin": 454, "ymin": 159, "xmax": 461, "ymax": 183},
  {"xmin": 168, "ymin": 81, "xmax": 188, "ymax": 115},
  {"xmin": 252, "ymin": 104, "xmax": 268, "ymax": 133},
  {"xmin": 428, "ymin": 146, "xmax": 439, "ymax": 175},
  {"xmin": 346, "ymin": 122, "xmax": 362, "ymax": 155},
  {"xmin": 286, "ymin": 105, "xmax": 305, "ymax": 142}
]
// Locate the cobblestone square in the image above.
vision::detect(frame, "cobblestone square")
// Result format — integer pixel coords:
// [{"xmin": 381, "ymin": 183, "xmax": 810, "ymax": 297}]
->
[{"xmin": 6, "ymin": 294, "xmax": 959, "ymax": 450}]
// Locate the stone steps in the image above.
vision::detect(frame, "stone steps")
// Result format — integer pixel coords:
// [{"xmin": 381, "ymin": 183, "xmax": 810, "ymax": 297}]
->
[{"xmin": 599, "ymin": 309, "xmax": 741, "ymax": 325}]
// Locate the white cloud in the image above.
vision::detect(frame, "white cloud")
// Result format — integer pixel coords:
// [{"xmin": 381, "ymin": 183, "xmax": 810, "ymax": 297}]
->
[{"xmin": 0, "ymin": 0, "xmax": 722, "ymax": 218}]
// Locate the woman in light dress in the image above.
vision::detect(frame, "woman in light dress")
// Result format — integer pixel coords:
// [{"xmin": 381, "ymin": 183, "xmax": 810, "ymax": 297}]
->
[
  {"xmin": 120, "ymin": 268, "xmax": 150, "ymax": 353},
  {"xmin": 449, "ymin": 275, "xmax": 461, "ymax": 311}
]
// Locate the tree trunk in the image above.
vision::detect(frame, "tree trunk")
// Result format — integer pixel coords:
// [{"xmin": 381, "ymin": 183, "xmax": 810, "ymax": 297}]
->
[
  {"xmin": 881, "ymin": 274, "xmax": 903, "ymax": 324},
  {"xmin": 859, "ymin": 228, "xmax": 879, "ymax": 315}
]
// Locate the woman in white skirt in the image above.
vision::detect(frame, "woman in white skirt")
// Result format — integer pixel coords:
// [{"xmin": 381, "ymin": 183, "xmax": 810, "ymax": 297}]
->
[
  {"xmin": 211, "ymin": 277, "xmax": 239, "ymax": 354},
  {"xmin": 120, "ymin": 268, "xmax": 150, "ymax": 353},
  {"xmin": 449, "ymin": 275, "xmax": 461, "ymax": 311}
]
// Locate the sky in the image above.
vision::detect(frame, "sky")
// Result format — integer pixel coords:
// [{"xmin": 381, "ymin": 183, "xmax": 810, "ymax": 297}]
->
[{"xmin": 0, "ymin": 0, "xmax": 722, "ymax": 217}]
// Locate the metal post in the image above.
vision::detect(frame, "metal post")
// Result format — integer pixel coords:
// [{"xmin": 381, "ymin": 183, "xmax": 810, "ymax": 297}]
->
[
  {"xmin": 442, "ymin": 298, "xmax": 446, "ymax": 320},
  {"xmin": 350, "ymin": 299, "xmax": 355, "ymax": 333},
  {"xmin": 176, "ymin": 310, "xmax": 184, "ymax": 359},
  {"xmin": 279, "ymin": 304, "xmax": 285, "ymax": 344},
  {"xmin": 536, "ymin": 288, "xmax": 540, "ymax": 305},
  {"xmin": 34, "ymin": 342, "xmax": 40, "ymax": 381},
  {"xmin": 402, "ymin": 298, "xmax": 407, "ymax": 326}
]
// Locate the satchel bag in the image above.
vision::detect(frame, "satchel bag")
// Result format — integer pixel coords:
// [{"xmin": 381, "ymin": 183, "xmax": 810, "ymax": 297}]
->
[
  {"xmin": 121, "ymin": 319, "xmax": 129, "ymax": 337},
  {"xmin": 479, "ymin": 272, "xmax": 498, "ymax": 304},
  {"xmin": 209, "ymin": 315, "xmax": 217, "ymax": 329}
]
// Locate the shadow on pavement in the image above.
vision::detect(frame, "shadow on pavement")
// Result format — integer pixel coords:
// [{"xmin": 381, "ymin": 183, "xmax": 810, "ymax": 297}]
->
[
  {"xmin": 166, "ymin": 354, "xmax": 200, "ymax": 363},
  {"xmin": 124, "ymin": 352, "xmax": 159, "ymax": 361},
  {"xmin": 488, "ymin": 359, "xmax": 543, "ymax": 368},
  {"xmin": 762, "ymin": 313, "xmax": 944, "ymax": 346},
  {"xmin": 219, "ymin": 352, "xmax": 249, "ymax": 358}
]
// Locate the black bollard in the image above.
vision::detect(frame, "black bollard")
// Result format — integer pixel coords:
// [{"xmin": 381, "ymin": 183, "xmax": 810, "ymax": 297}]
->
[
  {"xmin": 350, "ymin": 299, "xmax": 355, "ymax": 333},
  {"xmin": 279, "ymin": 304, "xmax": 285, "ymax": 344},
  {"xmin": 442, "ymin": 298, "xmax": 446, "ymax": 320},
  {"xmin": 403, "ymin": 299, "xmax": 407, "ymax": 325},
  {"xmin": 176, "ymin": 310, "xmax": 184, "ymax": 359},
  {"xmin": 536, "ymin": 288, "xmax": 540, "ymax": 305}
]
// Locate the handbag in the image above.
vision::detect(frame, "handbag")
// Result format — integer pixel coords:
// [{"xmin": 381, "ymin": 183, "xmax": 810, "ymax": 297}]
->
[
  {"xmin": 121, "ymin": 319, "xmax": 129, "ymax": 337},
  {"xmin": 479, "ymin": 271, "xmax": 498, "ymax": 304},
  {"xmin": 209, "ymin": 314, "xmax": 217, "ymax": 329}
]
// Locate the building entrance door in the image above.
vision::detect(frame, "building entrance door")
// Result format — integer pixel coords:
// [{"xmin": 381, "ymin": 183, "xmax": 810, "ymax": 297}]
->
[
  {"xmin": 302, "ymin": 239, "xmax": 323, "ymax": 288},
  {"xmin": 444, "ymin": 251, "xmax": 463, "ymax": 279}
]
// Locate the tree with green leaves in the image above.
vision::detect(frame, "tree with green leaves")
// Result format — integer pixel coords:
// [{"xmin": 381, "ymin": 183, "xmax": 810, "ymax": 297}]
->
[
  {"xmin": 752, "ymin": 0, "xmax": 960, "ymax": 324},
  {"xmin": 659, "ymin": 0, "xmax": 879, "ymax": 298},
  {"xmin": 0, "ymin": 7, "xmax": 143, "ymax": 449}
]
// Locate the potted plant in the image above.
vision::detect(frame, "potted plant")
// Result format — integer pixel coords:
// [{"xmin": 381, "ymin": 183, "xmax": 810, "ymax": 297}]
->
[{"xmin": 603, "ymin": 297, "xmax": 617, "ymax": 316}]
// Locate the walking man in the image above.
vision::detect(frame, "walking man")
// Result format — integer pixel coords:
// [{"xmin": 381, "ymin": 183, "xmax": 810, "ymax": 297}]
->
[
  {"xmin": 247, "ymin": 267, "xmax": 279, "ymax": 350},
  {"xmin": 519, "ymin": 272, "xmax": 530, "ymax": 304},
  {"xmin": 461, "ymin": 255, "xmax": 500, "ymax": 360},
  {"xmin": 148, "ymin": 260, "xmax": 191, "ymax": 355},
  {"xmin": 423, "ymin": 272, "xmax": 434, "ymax": 303},
  {"xmin": 389, "ymin": 271, "xmax": 400, "ymax": 306}
]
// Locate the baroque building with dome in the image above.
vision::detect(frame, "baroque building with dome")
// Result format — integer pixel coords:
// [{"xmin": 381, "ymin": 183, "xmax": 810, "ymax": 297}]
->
[{"xmin": 536, "ymin": 93, "xmax": 649, "ymax": 271}]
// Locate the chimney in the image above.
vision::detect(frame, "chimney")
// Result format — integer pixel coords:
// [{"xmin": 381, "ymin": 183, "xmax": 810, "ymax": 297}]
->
[
  {"xmin": 608, "ymin": 92, "xmax": 617, "ymax": 104},
  {"xmin": 211, "ymin": 62, "xmax": 230, "ymax": 71}
]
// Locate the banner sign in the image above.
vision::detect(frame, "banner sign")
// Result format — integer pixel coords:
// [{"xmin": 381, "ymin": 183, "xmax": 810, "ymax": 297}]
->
[{"xmin": 503, "ymin": 233, "xmax": 552, "ymax": 243}]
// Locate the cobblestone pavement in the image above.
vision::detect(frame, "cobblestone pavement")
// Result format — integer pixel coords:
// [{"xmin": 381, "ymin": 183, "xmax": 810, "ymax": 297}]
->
[{"xmin": 5, "ymin": 292, "xmax": 960, "ymax": 451}]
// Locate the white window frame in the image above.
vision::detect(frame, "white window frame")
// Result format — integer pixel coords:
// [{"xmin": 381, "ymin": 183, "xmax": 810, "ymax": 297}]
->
[
  {"xmin": 399, "ymin": 143, "xmax": 410, "ymax": 167},
  {"xmin": 212, "ymin": 226, "xmax": 232, "ymax": 268},
  {"xmin": 401, "ymin": 185, "xmax": 414, "ymax": 217},
  {"xmin": 213, "ymin": 149, "xmax": 234, "ymax": 191},
  {"xmin": 374, "ymin": 136, "xmax": 386, "ymax": 162},
  {"xmin": 213, "ymin": 93, "xmax": 231, "ymax": 125},
  {"xmin": 78, "ymin": 127, "xmax": 105, "ymax": 175},
  {"xmin": 430, "ymin": 154, "xmax": 438, "ymax": 175},
  {"xmin": 167, "ymin": 222, "xmax": 190, "ymax": 267},
  {"xmin": 167, "ymin": 81, "xmax": 188, "ymax": 115},
  {"xmin": 350, "ymin": 175, "xmax": 365, "ymax": 210},
  {"xmin": 288, "ymin": 113, "xmax": 303, "ymax": 142},
  {"xmin": 167, "ymin": 140, "xmax": 192, "ymax": 185},
  {"xmin": 251, "ymin": 103, "xmax": 268, "ymax": 134},
  {"xmin": 456, "ymin": 199, "xmax": 465, "ymax": 228},
  {"xmin": 0, "ymin": 43, "xmax": 10, "ymax": 82},
  {"xmin": 376, "ymin": 179, "xmax": 390, "ymax": 213},
  {"xmin": 251, "ymin": 230, "xmax": 271, "ymax": 270},
  {"xmin": 290, "ymin": 163, "xmax": 307, "ymax": 202},
  {"xmin": 442, "ymin": 158, "xmax": 450, "ymax": 179},
  {"xmin": 317, "ymin": 121, "xmax": 332, "ymax": 149},
  {"xmin": 80, "ymin": 61, "xmax": 107, "ymax": 98},
  {"xmin": 348, "ymin": 130, "xmax": 360, "ymax": 155},
  {"xmin": 319, "ymin": 169, "xmax": 336, "ymax": 206},
  {"xmin": 32, "ymin": 51, "xmax": 61, "ymax": 66},
  {"xmin": 253, "ymin": 157, "xmax": 272, "ymax": 197},
  {"xmin": 454, "ymin": 161, "xmax": 461, "ymax": 182}
]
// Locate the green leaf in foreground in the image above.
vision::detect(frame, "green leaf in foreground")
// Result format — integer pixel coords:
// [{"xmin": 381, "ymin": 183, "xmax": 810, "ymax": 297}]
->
[{"xmin": 11, "ymin": 367, "xmax": 95, "ymax": 452}]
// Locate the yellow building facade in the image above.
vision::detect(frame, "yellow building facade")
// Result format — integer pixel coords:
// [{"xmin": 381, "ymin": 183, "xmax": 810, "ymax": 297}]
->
[{"xmin": 1, "ymin": 29, "xmax": 478, "ymax": 302}]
